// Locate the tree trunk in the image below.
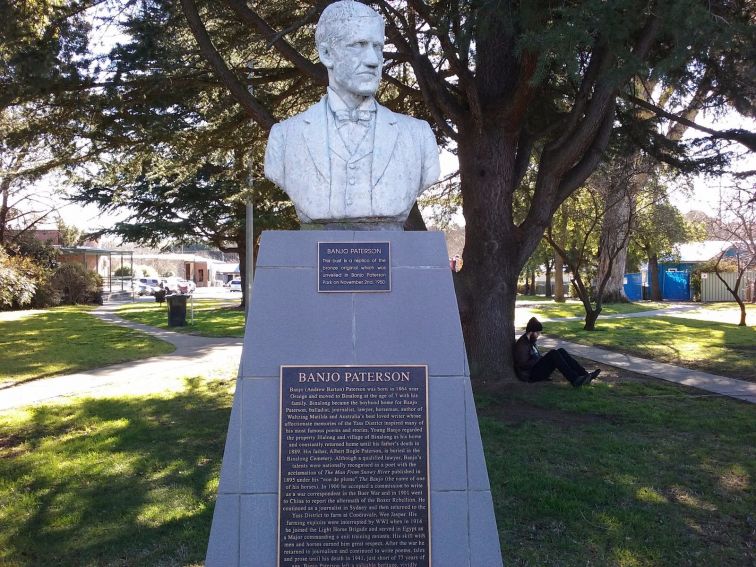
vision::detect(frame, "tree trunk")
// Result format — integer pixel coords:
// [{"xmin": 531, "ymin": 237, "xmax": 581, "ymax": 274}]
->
[
  {"xmin": 529, "ymin": 271, "xmax": 536, "ymax": 296},
  {"xmin": 584, "ymin": 308, "xmax": 601, "ymax": 331},
  {"xmin": 737, "ymin": 298, "xmax": 747, "ymax": 326},
  {"xmin": 456, "ymin": 126, "xmax": 538, "ymax": 384},
  {"xmin": 553, "ymin": 214, "xmax": 567, "ymax": 302},
  {"xmin": 599, "ymin": 247, "xmax": 629, "ymax": 302},
  {"xmin": 0, "ymin": 177, "xmax": 11, "ymax": 245},
  {"xmin": 571, "ymin": 273, "xmax": 602, "ymax": 330},
  {"xmin": 648, "ymin": 253, "xmax": 661, "ymax": 301},
  {"xmin": 545, "ymin": 262, "xmax": 552, "ymax": 297},
  {"xmin": 597, "ymin": 188, "xmax": 632, "ymax": 303},
  {"xmin": 553, "ymin": 252, "xmax": 564, "ymax": 301},
  {"xmin": 715, "ymin": 264, "xmax": 748, "ymax": 327}
]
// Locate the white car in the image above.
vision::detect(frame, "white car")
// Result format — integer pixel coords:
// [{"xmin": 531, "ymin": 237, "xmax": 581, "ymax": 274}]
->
[{"xmin": 229, "ymin": 279, "xmax": 242, "ymax": 292}]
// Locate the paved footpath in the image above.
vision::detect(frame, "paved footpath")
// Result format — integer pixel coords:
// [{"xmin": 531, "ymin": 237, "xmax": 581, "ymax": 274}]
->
[
  {"xmin": 2, "ymin": 302, "xmax": 753, "ymax": 410},
  {"xmin": 0, "ymin": 303, "xmax": 242, "ymax": 411}
]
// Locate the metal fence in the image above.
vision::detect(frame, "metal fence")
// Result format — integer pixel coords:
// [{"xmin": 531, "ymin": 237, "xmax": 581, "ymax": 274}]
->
[{"xmin": 701, "ymin": 270, "xmax": 756, "ymax": 302}]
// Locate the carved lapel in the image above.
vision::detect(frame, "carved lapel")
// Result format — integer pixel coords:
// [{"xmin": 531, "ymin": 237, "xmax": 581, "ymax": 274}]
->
[
  {"xmin": 371, "ymin": 104, "xmax": 399, "ymax": 186},
  {"xmin": 302, "ymin": 98, "xmax": 331, "ymax": 181}
]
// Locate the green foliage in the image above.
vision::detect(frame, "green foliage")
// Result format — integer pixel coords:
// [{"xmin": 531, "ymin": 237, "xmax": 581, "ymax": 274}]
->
[
  {"xmin": 50, "ymin": 263, "xmax": 102, "ymax": 305},
  {"xmin": 55, "ymin": 216, "xmax": 83, "ymax": 246},
  {"xmin": 113, "ymin": 265, "xmax": 133, "ymax": 277},
  {"xmin": 1, "ymin": 2, "xmax": 93, "ymax": 243},
  {"xmin": 0, "ymin": 240, "xmax": 62, "ymax": 310},
  {"xmin": 0, "ymin": 247, "xmax": 36, "ymax": 309},
  {"xmin": 30, "ymin": 277, "xmax": 62, "ymax": 309},
  {"xmin": 547, "ymin": 186, "xmax": 603, "ymax": 299},
  {"xmin": 6, "ymin": 233, "xmax": 59, "ymax": 270},
  {"xmin": 66, "ymin": 0, "xmax": 299, "ymax": 255},
  {"xmin": 6, "ymin": 0, "xmax": 755, "ymax": 380},
  {"xmin": 633, "ymin": 194, "xmax": 701, "ymax": 261}
]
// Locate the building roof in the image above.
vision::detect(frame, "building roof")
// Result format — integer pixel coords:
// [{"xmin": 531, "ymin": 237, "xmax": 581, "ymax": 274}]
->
[
  {"xmin": 672, "ymin": 240, "xmax": 734, "ymax": 263},
  {"xmin": 58, "ymin": 246, "xmax": 133, "ymax": 255},
  {"xmin": 214, "ymin": 262, "xmax": 240, "ymax": 273},
  {"xmin": 132, "ymin": 252, "xmax": 215, "ymax": 263}
]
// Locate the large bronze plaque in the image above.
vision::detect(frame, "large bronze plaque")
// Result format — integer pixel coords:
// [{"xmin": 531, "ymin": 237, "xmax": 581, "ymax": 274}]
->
[{"xmin": 278, "ymin": 365, "xmax": 430, "ymax": 567}]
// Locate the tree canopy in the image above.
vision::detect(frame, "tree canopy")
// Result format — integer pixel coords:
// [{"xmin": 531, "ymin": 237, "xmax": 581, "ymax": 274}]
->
[{"xmin": 5, "ymin": 0, "xmax": 755, "ymax": 381}]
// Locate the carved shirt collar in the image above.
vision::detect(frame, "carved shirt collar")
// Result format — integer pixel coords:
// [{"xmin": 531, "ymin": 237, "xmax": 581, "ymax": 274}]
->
[{"xmin": 327, "ymin": 87, "xmax": 376, "ymax": 125}]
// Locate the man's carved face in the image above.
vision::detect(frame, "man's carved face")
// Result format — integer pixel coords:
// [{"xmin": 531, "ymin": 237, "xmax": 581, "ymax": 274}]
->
[{"xmin": 320, "ymin": 18, "xmax": 384, "ymax": 101}]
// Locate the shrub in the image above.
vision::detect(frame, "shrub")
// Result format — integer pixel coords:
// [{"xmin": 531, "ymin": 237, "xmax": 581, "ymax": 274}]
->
[
  {"xmin": 51, "ymin": 263, "xmax": 103, "ymax": 305},
  {"xmin": 114, "ymin": 265, "xmax": 133, "ymax": 277},
  {"xmin": 31, "ymin": 279, "xmax": 63, "ymax": 308},
  {"xmin": 0, "ymin": 251, "xmax": 36, "ymax": 309}
]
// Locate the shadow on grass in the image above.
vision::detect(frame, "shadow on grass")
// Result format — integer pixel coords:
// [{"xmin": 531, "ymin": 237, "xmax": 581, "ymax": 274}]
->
[
  {"xmin": 547, "ymin": 316, "xmax": 756, "ymax": 381},
  {"xmin": 479, "ymin": 379, "xmax": 756, "ymax": 566},
  {"xmin": 0, "ymin": 308, "xmax": 174, "ymax": 387},
  {"xmin": 0, "ymin": 378, "xmax": 231, "ymax": 566}
]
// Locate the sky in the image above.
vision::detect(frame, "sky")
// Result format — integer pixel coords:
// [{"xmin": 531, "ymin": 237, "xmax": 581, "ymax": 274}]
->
[
  {"xmin": 668, "ymin": 111, "xmax": 755, "ymax": 214},
  {"xmin": 34, "ymin": 4, "xmax": 755, "ymax": 233}
]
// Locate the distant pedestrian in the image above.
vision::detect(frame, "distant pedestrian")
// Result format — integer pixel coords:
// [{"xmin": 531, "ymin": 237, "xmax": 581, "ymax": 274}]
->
[{"xmin": 513, "ymin": 317, "xmax": 600, "ymax": 387}]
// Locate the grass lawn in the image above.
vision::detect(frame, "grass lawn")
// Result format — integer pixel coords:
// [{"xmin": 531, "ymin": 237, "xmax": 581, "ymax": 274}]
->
[
  {"xmin": 1, "ymin": 368, "xmax": 753, "ymax": 565},
  {"xmin": 694, "ymin": 302, "xmax": 756, "ymax": 311},
  {"xmin": 544, "ymin": 316, "xmax": 756, "ymax": 382},
  {"xmin": 521, "ymin": 300, "xmax": 667, "ymax": 320},
  {"xmin": 0, "ymin": 306, "xmax": 175, "ymax": 386},
  {"xmin": 0, "ymin": 376, "xmax": 232, "ymax": 566},
  {"xmin": 117, "ymin": 299, "xmax": 245, "ymax": 337},
  {"xmin": 480, "ymin": 367, "xmax": 755, "ymax": 566}
]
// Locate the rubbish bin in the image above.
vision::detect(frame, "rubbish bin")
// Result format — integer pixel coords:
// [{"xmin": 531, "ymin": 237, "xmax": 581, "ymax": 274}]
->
[{"xmin": 166, "ymin": 294, "xmax": 189, "ymax": 326}]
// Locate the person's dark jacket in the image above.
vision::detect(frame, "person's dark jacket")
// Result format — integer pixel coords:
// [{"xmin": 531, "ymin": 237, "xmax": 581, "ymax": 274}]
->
[{"xmin": 513, "ymin": 333, "xmax": 541, "ymax": 381}]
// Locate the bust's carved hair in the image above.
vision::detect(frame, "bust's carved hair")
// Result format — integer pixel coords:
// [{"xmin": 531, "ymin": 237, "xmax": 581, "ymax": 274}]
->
[{"xmin": 315, "ymin": 0, "xmax": 384, "ymax": 47}]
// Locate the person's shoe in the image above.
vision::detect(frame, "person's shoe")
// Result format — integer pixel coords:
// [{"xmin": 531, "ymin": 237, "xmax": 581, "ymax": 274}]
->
[
  {"xmin": 583, "ymin": 369, "xmax": 601, "ymax": 385},
  {"xmin": 572, "ymin": 374, "xmax": 588, "ymax": 387}
]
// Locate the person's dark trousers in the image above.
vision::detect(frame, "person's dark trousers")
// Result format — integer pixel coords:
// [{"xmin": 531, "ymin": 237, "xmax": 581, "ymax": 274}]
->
[{"xmin": 529, "ymin": 348, "xmax": 586, "ymax": 385}]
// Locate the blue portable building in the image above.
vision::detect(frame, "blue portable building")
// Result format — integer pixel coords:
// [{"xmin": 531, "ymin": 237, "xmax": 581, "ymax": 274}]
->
[
  {"xmin": 623, "ymin": 273, "xmax": 643, "ymax": 301},
  {"xmin": 623, "ymin": 241, "xmax": 737, "ymax": 301},
  {"xmin": 653, "ymin": 241, "xmax": 736, "ymax": 301}
]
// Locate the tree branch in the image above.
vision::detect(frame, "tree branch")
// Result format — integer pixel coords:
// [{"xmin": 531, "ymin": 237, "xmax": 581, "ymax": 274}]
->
[
  {"xmin": 623, "ymin": 93, "xmax": 756, "ymax": 151},
  {"xmin": 375, "ymin": 0, "xmax": 464, "ymax": 131},
  {"xmin": 180, "ymin": 0, "xmax": 277, "ymax": 130},
  {"xmin": 223, "ymin": 0, "xmax": 328, "ymax": 86},
  {"xmin": 556, "ymin": 99, "xmax": 616, "ymax": 203}
]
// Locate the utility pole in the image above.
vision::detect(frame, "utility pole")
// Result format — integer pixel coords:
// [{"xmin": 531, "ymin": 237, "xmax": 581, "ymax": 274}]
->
[{"xmin": 245, "ymin": 60, "xmax": 256, "ymax": 318}]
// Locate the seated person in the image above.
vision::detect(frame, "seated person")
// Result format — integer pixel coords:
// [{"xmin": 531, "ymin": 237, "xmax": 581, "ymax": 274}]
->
[{"xmin": 513, "ymin": 317, "xmax": 600, "ymax": 387}]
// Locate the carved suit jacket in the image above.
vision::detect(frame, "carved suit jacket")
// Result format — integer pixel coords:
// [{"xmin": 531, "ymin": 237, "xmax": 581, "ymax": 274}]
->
[{"xmin": 264, "ymin": 96, "xmax": 440, "ymax": 225}]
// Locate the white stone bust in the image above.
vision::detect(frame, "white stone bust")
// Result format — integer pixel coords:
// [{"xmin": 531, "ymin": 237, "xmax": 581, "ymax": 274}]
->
[{"xmin": 264, "ymin": 0, "xmax": 440, "ymax": 230}]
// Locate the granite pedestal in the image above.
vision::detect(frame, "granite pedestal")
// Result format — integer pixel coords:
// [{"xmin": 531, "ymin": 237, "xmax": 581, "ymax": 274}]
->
[{"xmin": 206, "ymin": 230, "xmax": 502, "ymax": 566}]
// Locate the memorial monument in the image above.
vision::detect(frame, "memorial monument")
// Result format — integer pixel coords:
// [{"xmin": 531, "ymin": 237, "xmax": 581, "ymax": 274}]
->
[{"xmin": 206, "ymin": 2, "xmax": 502, "ymax": 565}]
